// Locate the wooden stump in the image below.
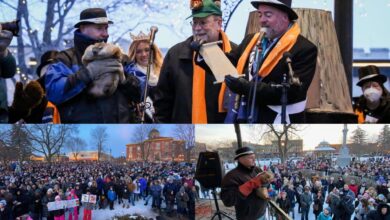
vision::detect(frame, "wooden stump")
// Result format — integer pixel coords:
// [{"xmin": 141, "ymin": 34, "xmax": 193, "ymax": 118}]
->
[{"xmin": 245, "ymin": 9, "xmax": 356, "ymax": 122}]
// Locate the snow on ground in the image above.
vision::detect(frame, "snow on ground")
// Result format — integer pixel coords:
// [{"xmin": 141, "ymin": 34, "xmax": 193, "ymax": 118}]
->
[{"xmin": 77, "ymin": 199, "xmax": 159, "ymax": 220}]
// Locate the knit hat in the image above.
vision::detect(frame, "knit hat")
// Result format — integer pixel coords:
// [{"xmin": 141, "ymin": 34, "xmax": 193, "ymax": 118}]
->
[{"xmin": 234, "ymin": 147, "xmax": 255, "ymax": 160}]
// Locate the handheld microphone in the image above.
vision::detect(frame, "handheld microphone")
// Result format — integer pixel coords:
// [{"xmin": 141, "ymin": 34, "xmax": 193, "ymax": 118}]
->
[
  {"xmin": 283, "ymin": 52, "xmax": 301, "ymax": 86},
  {"xmin": 190, "ymin": 38, "xmax": 205, "ymax": 51},
  {"xmin": 149, "ymin": 26, "xmax": 158, "ymax": 45}
]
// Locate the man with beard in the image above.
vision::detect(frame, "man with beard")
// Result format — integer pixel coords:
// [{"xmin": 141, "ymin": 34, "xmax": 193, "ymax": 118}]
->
[
  {"xmin": 221, "ymin": 147, "xmax": 273, "ymax": 220},
  {"xmin": 44, "ymin": 8, "xmax": 141, "ymax": 123},
  {"xmin": 154, "ymin": 0, "xmax": 236, "ymax": 123},
  {"xmin": 221, "ymin": 0, "xmax": 318, "ymax": 123}
]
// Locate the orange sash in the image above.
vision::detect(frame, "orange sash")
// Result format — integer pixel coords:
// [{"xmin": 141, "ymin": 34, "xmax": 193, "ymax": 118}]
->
[
  {"xmin": 233, "ymin": 22, "xmax": 301, "ymax": 80},
  {"xmin": 355, "ymin": 108, "xmax": 365, "ymax": 124},
  {"xmin": 192, "ymin": 31, "xmax": 232, "ymax": 124},
  {"xmin": 46, "ymin": 101, "xmax": 61, "ymax": 124}
]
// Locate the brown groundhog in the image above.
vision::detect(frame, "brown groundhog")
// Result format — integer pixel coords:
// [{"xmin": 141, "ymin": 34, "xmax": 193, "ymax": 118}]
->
[{"xmin": 82, "ymin": 42, "xmax": 125, "ymax": 98}]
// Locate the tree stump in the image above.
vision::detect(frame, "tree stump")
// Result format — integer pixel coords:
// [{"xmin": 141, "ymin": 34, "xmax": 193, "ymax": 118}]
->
[{"xmin": 245, "ymin": 9, "xmax": 357, "ymax": 123}]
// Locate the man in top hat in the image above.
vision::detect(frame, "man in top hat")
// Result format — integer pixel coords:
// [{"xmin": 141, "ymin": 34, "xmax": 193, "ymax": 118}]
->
[
  {"xmin": 217, "ymin": 0, "xmax": 318, "ymax": 123},
  {"xmin": 0, "ymin": 28, "xmax": 16, "ymax": 123},
  {"xmin": 220, "ymin": 147, "xmax": 272, "ymax": 220},
  {"xmin": 44, "ymin": 8, "xmax": 141, "ymax": 123},
  {"xmin": 154, "ymin": 0, "xmax": 237, "ymax": 123},
  {"xmin": 353, "ymin": 65, "xmax": 390, "ymax": 123}
]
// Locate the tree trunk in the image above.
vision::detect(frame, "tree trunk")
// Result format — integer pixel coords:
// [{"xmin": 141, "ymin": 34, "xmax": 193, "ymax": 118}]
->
[{"xmin": 42, "ymin": 0, "xmax": 56, "ymax": 48}]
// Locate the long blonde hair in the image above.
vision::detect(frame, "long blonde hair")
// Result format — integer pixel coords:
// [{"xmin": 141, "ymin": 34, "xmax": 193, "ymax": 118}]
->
[{"xmin": 128, "ymin": 40, "xmax": 163, "ymax": 76}]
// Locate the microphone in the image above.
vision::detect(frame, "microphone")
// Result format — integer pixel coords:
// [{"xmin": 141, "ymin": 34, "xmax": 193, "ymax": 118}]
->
[
  {"xmin": 149, "ymin": 26, "xmax": 158, "ymax": 45},
  {"xmin": 190, "ymin": 38, "xmax": 205, "ymax": 51},
  {"xmin": 283, "ymin": 52, "xmax": 301, "ymax": 86}
]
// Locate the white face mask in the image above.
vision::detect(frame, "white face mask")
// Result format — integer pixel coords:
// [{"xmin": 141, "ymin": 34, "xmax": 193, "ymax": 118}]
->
[{"xmin": 364, "ymin": 87, "xmax": 382, "ymax": 103}]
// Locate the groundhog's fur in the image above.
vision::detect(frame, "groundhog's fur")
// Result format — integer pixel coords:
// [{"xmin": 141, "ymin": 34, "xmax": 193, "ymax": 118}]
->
[{"xmin": 82, "ymin": 42, "xmax": 125, "ymax": 98}]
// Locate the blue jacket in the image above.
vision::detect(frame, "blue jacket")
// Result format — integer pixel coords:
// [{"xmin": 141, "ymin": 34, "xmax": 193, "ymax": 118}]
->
[
  {"xmin": 45, "ymin": 30, "xmax": 141, "ymax": 123},
  {"xmin": 107, "ymin": 189, "xmax": 117, "ymax": 201}
]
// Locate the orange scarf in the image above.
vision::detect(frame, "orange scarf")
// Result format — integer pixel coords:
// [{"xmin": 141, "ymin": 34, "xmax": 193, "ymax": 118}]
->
[
  {"xmin": 233, "ymin": 22, "xmax": 301, "ymax": 79},
  {"xmin": 192, "ymin": 31, "xmax": 232, "ymax": 124}
]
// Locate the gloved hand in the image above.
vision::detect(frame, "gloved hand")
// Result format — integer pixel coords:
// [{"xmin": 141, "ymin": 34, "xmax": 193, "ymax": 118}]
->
[
  {"xmin": 239, "ymin": 171, "xmax": 273, "ymax": 197},
  {"xmin": 224, "ymin": 75, "xmax": 251, "ymax": 95},
  {"xmin": 86, "ymin": 58, "xmax": 123, "ymax": 81},
  {"xmin": 0, "ymin": 30, "xmax": 13, "ymax": 57},
  {"xmin": 10, "ymin": 81, "xmax": 44, "ymax": 119},
  {"xmin": 118, "ymin": 74, "xmax": 141, "ymax": 103}
]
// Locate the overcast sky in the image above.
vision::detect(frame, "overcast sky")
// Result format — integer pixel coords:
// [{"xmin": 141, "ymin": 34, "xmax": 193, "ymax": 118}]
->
[{"xmin": 195, "ymin": 124, "xmax": 385, "ymax": 150}]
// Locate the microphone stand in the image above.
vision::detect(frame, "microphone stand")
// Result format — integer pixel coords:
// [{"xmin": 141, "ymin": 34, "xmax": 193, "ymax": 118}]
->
[
  {"xmin": 141, "ymin": 28, "xmax": 157, "ymax": 124},
  {"xmin": 248, "ymin": 43, "xmax": 263, "ymax": 124},
  {"xmin": 271, "ymin": 74, "xmax": 290, "ymax": 124}
]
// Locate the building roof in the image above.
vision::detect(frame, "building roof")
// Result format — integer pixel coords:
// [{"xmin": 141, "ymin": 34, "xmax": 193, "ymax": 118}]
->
[{"xmin": 314, "ymin": 141, "xmax": 336, "ymax": 152}]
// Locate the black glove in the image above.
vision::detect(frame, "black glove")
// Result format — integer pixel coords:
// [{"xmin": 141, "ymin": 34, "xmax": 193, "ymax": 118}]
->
[
  {"xmin": 224, "ymin": 75, "xmax": 251, "ymax": 95},
  {"xmin": 118, "ymin": 74, "xmax": 141, "ymax": 103},
  {"xmin": 9, "ymin": 81, "xmax": 44, "ymax": 120},
  {"xmin": 0, "ymin": 30, "xmax": 13, "ymax": 57}
]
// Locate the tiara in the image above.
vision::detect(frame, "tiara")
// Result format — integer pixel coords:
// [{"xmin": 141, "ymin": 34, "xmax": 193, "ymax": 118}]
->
[{"xmin": 130, "ymin": 31, "xmax": 150, "ymax": 41}]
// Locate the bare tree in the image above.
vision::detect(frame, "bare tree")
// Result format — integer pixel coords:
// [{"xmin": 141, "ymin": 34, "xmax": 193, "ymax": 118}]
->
[
  {"xmin": 67, "ymin": 136, "xmax": 87, "ymax": 161},
  {"xmin": 23, "ymin": 124, "xmax": 76, "ymax": 164},
  {"xmin": 251, "ymin": 124, "xmax": 304, "ymax": 163},
  {"xmin": 90, "ymin": 126, "xmax": 108, "ymax": 161},
  {"xmin": 131, "ymin": 125, "xmax": 159, "ymax": 161},
  {"xmin": 9, "ymin": 124, "xmax": 32, "ymax": 162},
  {"xmin": 0, "ymin": 125, "xmax": 13, "ymax": 164},
  {"xmin": 174, "ymin": 124, "xmax": 195, "ymax": 162}
]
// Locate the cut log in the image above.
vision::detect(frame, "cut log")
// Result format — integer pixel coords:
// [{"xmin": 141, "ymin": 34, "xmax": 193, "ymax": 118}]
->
[{"xmin": 245, "ymin": 9, "xmax": 356, "ymax": 123}]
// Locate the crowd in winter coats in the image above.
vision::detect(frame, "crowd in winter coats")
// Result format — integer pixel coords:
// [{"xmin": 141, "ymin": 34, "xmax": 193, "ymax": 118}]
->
[
  {"xmin": 242, "ymin": 155, "xmax": 390, "ymax": 220},
  {"xmin": 0, "ymin": 160, "xmax": 197, "ymax": 220}
]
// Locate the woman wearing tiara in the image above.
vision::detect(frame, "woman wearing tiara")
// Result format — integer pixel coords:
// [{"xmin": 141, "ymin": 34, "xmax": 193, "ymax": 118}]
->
[{"xmin": 126, "ymin": 31, "xmax": 164, "ymax": 123}]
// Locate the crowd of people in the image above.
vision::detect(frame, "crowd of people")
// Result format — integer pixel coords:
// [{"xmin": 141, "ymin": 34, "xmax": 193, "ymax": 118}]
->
[
  {"xmin": 0, "ymin": 161, "xmax": 197, "ymax": 220},
  {"xmin": 260, "ymin": 155, "xmax": 390, "ymax": 220}
]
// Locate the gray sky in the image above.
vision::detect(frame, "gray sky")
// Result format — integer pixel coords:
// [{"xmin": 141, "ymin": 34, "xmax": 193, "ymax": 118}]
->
[{"xmin": 195, "ymin": 124, "xmax": 385, "ymax": 150}]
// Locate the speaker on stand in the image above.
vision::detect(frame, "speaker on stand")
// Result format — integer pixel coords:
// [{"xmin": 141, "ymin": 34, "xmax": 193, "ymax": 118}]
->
[{"xmin": 195, "ymin": 152, "xmax": 234, "ymax": 220}]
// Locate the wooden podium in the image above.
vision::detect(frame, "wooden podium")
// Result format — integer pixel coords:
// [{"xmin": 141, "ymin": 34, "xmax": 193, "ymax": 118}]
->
[{"xmin": 245, "ymin": 9, "xmax": 357, "ymax": 123}]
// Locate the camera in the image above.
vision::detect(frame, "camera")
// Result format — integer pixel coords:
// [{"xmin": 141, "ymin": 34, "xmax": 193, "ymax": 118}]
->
[{"xmin": 0, "ymin": 20, "xmax": 20, "ymax": 36}]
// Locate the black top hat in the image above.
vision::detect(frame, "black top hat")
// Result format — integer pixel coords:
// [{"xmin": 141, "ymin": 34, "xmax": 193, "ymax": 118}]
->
[
  {"xmin": 234, "ymin": 147, "xmax": 255, "ymax": 160},
  {"xmin": 357, "ymin": 65, "xmax": 387, "ymax": 87},
  {"xmin": 36, "ymin": 50, "xmax": 59, "ymax": 77},
  {"xmin": 74, "ymin": 8, "xmax": 113, "ymax": 28},
  {"xmin": 251, "ymin": 0, "xmax": 298, "ymax": 21}
]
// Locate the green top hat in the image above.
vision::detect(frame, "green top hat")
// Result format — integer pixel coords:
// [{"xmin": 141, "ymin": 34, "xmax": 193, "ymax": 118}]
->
[{"xmin": 188, "ymin": 0, "xmax": 222, "ymax": 19}]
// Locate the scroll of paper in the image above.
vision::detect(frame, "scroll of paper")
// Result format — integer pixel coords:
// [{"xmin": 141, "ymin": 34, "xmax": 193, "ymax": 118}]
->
[{"xmin": 199, "ymin": 41, "xmax": 238, "ymax": 83}]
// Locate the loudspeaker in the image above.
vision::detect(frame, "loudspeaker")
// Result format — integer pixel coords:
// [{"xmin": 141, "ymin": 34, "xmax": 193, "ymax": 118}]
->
[{"xmin": 195, "ymin": 151, "xmax": 224, "ymax": 189}]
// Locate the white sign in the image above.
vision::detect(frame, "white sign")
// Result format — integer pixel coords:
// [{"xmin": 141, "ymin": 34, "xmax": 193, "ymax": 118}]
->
[
  {"xmin": 81, "ymin": 194, "xmax": 97, "ymax": 204},
  {"xmin": 47, "ymin": 199, "xmax": 79, "ymax": 211}
]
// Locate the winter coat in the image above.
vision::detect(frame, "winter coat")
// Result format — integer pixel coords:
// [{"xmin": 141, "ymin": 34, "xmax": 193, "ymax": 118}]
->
[
  {"xmin": 154, "ymin": 35, "xmax": 237, "ymax": 123},
  {"xmin": 317, "ymin": 212, "xmax": 332, "ymax": 220},
  {"xmin": 225, "ymin": 31, "xmax": 318, "ymax": 123},
  {"xmin": 300, "ymin": 192, "xmax": 313, "ymax": 211},
  {"xmin": 313, "ymin": 195, "xmax": 324, "ymax": 215},
  {"xmin": 44, "ymin": 30, "xmax": 140, "ymax": 123},
  {"xmin": 107, "ymin": 190, "xmax": 116, "ymax": 201},
  {"xmin": 163, "ymin": 182, "xmax": 177, "ymax": 202},
  {"xmin": 176, "ymin": 188, "xmax": 189, "ymax": 209},
  {"xmin": 221, "ymin": 162, "xmax": 267, "ymax": 220},
  {"xmin": 276, "ymin": 197, "xmax": 291, "ymax": 213},
  {"xmin": 0, "ymin": 51, "xmax": 16, "ymax": 123},
  {"xmin": 150, "ymin": 184, "xmax": 162, "ymax": 198}
]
